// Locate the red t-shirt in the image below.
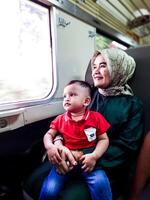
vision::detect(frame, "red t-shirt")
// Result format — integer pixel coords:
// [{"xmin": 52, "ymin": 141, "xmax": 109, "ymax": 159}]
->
[{"xmin": 50, "ymin": 110, "xmax": 110, "ymax": 150}]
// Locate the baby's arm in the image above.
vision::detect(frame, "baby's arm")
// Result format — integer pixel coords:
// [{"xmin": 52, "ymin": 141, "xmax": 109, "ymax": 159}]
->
[
  {"xmin": 80, "ymin": 133, "xmax": 109, "ymax": 172},
  {"xmin": 44, "ymin": 129, "xmax": 62, "ymax": 164}
]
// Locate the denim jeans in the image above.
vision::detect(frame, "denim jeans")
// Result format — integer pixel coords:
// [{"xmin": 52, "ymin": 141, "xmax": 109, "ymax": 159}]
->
[{"xmin": 39, "ymin": 166, "xmax": 112, "ymax": 200}]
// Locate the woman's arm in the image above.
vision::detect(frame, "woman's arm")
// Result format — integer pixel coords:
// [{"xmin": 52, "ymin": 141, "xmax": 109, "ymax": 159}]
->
[{"xmin": 128, "ymin": 131, "xmax": 150, "ymax": 200}]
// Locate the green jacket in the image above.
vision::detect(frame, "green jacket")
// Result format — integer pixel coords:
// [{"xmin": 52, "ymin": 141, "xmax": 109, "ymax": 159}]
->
[
  {"xmin": 90, "ymin": 90, "xmax": 144, "ymax": 167},
  {"xmin": 88, "ymin": 90, "xmax": 145, "ymax": 198}
]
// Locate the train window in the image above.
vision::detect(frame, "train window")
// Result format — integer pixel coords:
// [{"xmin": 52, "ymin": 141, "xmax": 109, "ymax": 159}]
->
[
  {"xmin": 96, "ymin": 34, "xmax": 127, "ymax": 50},
  {"xmin": 0, "ymin": 0, "xmax": 53, "ymax": 108}
]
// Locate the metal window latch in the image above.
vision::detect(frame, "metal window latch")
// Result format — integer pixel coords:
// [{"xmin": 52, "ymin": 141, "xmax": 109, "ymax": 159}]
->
[
  {"xmin": 57, "ymin": 17, "xmax": 71, "ymax": 27},
  {"xmin": 88, "ymin": 30, "xmax": 96, "ymax": 38},
  {"xmin": 0, "ymin": 118, "xmax": 8, "ymax": 128}
]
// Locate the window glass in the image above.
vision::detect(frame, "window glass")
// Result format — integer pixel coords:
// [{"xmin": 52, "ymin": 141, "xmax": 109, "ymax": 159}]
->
[
  {"xmin": 95, "ymin": 34, "xmax": 127, "ymax": 50},
  {"xmin": 0, "ymin": 0, "xmax": 53, "ymax": 105}
]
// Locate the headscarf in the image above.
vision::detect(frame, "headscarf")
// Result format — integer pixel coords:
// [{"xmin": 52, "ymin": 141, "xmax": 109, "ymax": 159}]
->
[{"xmin": 91, "ymin": 48, "xmax": 136, "ymax": 96}]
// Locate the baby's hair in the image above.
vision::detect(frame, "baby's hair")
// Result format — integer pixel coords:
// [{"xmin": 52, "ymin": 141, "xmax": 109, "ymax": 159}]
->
[{"xmin": 66, "ymin": 80, "xmax": 92, "ymax": 97}]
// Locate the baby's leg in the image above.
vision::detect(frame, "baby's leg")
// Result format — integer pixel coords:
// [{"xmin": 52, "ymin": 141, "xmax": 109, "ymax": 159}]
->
[
  {"xmin": 39, "ymin": 166, "xmax": 69, "ymax": 200},
  {"xmin": 82, "ymin": 169, "xmax": 112, "ymax": 200}
]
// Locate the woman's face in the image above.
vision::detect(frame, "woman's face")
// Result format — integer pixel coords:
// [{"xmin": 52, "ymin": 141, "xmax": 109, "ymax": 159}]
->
[{"xmin": 92, "ymin": 54, "xmax": 111, "ymax": 88}]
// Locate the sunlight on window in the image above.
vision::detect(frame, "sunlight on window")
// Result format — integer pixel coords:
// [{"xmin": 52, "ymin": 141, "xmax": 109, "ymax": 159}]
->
[{"xmin": 0, "ymin": 0, "xmax": 53, "ymax": 105}]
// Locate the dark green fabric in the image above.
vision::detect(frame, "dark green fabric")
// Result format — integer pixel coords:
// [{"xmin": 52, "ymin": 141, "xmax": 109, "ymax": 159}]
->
[
  {"xmin": 89, "ymin": 91, "xmax": 145, "ymax": 198},
  {"xmin": 90, "ymin": 91, "xmax": 144, "ymax": 168},
  {"xmin": 23, "ymin": 90, "xmax": 144, "ymax": 200},
  {"xmin": 23, "ymin": 162, "xmax": 52, "ymax": 200},
  {"xmin": 60, "ymin": 178, "xmax": 90, "ymax": 200}
]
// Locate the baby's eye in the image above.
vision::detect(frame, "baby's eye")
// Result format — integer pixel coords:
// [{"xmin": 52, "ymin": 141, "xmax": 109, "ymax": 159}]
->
[{"xmin": 70, "ymin": 93, "xmax": 77, "ymax": 96}]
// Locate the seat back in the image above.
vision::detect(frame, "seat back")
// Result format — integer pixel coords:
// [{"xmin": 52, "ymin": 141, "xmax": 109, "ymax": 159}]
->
[{"xmin": 126, "ymin": 45, "xmax": 150, "ymax": 132}]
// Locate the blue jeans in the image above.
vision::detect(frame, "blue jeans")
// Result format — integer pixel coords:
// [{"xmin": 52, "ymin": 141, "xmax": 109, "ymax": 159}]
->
[{"xmin": 39, "ymin": 166, "xmax": 112, "ymax": 200}]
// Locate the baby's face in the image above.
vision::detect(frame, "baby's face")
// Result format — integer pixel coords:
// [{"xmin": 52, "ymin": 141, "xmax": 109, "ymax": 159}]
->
[{"xmin": 63, "ymin": 83, "xmax": 90, "ymax": 113}]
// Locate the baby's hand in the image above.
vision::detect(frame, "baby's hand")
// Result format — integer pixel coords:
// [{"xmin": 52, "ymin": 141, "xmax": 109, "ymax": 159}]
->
[{"xmin": 80, "ymin": 153, "xmax": 97, "ymax": 172}]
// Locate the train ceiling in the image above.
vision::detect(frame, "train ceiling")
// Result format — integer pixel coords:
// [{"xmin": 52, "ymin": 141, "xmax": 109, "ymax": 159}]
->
[
  {"xmin": 96, "ymin": 0, "xmax": 150, "ymax": 44},
  {"xmin": 69, "ymin": 0, "xmax": 150, "ymax": 45}
]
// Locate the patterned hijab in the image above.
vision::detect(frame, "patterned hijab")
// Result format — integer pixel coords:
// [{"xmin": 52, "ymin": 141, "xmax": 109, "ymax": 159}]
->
[{"xmin": 91, "ymin": 48, "xmax": 136, "ymax": 96}]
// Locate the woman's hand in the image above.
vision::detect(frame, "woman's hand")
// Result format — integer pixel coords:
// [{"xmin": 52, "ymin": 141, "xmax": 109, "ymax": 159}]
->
[
  {"xmin": 47, "ymin": 144, "xmax": 62, "ymax": 165},
  {"xmin": 54, "ymin": 146, "xmax": 78, "ymax": 174},
  {"xmin": 71, "ymin": 150, "xmax": 83, "ymax": 162},
  {"xmin": 80, "ymin": 153, "xmax": 97, "ymax": 172}
]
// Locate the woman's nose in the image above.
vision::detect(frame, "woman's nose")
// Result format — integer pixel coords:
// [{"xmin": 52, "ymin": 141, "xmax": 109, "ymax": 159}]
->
[{"xmin": 94, "ymin": 66, "xmax": 100, "ymax": 73}]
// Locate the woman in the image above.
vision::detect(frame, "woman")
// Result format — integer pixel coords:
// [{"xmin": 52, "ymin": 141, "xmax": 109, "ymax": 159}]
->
[
  {"xmin": 87, "ymin": 48, "xmax": 144, "ymax": 199},
  {"xmin": 24, "ymin": 48, "xmax": 145, "ymax": 200}
]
